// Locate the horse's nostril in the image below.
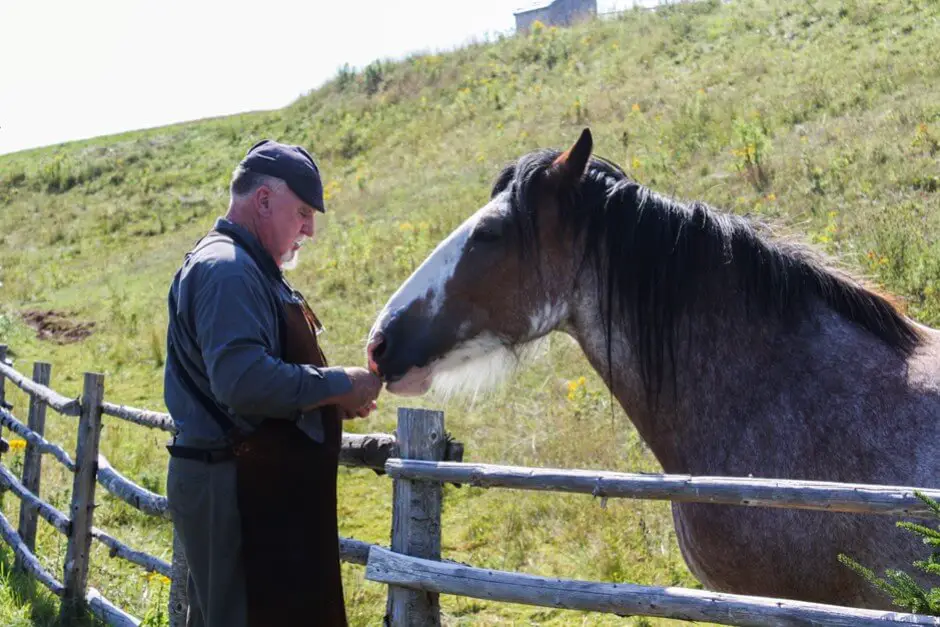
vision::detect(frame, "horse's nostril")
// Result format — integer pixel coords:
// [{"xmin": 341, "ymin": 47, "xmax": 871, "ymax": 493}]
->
[{"xmin": 369, "ymin": 334, "xmax": 388, "ymax": 361}]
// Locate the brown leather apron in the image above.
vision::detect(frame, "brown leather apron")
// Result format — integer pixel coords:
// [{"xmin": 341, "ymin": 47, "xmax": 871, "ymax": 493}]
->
[{"xmin": 231, "ymin": 295, "xmax": 347, "ymax": 627}]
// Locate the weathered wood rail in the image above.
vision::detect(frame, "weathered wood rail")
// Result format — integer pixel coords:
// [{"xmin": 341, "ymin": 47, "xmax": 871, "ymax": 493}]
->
[
  {"xmin": 367, "ymin": 547, "xmax": 940, "ymax": 626},
  {"xmin": 386, "ymin": 459, "xmax": 940, "ymax": 519},
  {"xmin": 0, "ymin": 343, "xmax": 937, "ymax": 626}
]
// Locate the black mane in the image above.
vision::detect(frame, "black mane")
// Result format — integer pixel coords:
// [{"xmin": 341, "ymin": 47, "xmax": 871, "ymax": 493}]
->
[{"xmin": 493, "ymin": 150, "xmax": 922, "ymax": 403}]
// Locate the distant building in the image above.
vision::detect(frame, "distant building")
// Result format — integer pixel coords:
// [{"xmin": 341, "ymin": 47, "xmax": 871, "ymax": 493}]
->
[{"xmin": 514, "ymin": 0, "xmax": 598, "ymax": 33}]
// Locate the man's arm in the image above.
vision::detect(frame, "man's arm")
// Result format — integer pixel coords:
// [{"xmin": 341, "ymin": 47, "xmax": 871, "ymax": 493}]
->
[{"xmin": 192, "ymin": 269, "xmax": 352, "ymax": 419}]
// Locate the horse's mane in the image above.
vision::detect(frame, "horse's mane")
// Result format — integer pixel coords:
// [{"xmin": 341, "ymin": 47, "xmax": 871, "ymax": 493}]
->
[{"xmin": 493, "ymin": 149, "xmax": 923, "ymax": 402}]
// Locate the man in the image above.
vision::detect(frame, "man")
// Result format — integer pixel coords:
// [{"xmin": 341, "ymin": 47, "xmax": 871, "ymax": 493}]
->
[{"xmin": 164, "ymin": 139, "xmax": 382, "ymax": 627}]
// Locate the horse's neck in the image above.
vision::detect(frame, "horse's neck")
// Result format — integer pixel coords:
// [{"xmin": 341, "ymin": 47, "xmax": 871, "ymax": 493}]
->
[{"xmin": 567, "ymin": 280, "xmax": 916, "ymax": 477}]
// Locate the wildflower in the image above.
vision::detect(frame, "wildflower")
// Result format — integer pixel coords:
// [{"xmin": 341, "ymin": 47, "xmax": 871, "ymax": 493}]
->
[
  {"xmin": 398, "ymin": 222, "xmax": 414, "ymax": 232},
  {"xmin": 631, "ymin": 157, "xmax": 642, "ymax": 169},
  {"xmin": 147, "ymin": 572, "xmax": 171, "ymax": 585},
  {"xmin": 766, "ymin": 193, "xmax": 777, "ymax": 201},
  {"xmin": 7, "ymin": 439, "xmax": 26, "ymax": 451},
  {"xmin": 631, "ymin": 103, "xmax": 641, "ymax": 113},
  {"xmin": 566, "ymin": 376, "xmax": 587, "ymax": 401}
]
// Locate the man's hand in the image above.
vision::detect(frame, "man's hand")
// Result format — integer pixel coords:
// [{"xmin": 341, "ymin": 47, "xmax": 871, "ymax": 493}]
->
[
  {"xmin": 332, "ymin": 367, "xmax": 381, "ymax": 419},
  {"xmin": 342, "ymin": 399, "xmax": 378, "ymax": 421},
  {"xmin": 302, "ymin": 367, "xmax": 381, "ymax": 419}
]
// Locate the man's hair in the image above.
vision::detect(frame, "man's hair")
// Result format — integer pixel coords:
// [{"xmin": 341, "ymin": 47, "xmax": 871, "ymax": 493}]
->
[{"xmin": 229, "ymin": 165, "xmax": 287, "ymax": 200}]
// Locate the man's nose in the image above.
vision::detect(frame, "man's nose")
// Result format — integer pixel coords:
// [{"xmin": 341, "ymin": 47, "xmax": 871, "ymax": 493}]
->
[{"xmin": 302, "ymin": 217, "xmax": 315, "ymax": 238}]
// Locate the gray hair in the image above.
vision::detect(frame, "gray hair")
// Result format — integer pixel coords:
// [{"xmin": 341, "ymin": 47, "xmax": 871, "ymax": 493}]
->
[{"xmin": 229, "ymin": 165, "xmax": 287, "ymax": 201}]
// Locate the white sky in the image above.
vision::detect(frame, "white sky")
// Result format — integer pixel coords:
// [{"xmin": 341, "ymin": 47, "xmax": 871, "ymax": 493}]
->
[{"xmin": 0, "ymin": 0, "xmax": 654, "ymax": 156}]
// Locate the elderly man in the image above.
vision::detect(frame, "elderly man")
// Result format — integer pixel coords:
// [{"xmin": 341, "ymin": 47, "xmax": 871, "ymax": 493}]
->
[{"xmin": 164, "ymin": 139, "xmax": 381, "ymax": 627}]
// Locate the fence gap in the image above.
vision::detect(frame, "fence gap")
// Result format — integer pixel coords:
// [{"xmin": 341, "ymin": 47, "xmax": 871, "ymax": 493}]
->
[
  {"xmin": 60, "ymin": 371, "xmax": 104, "ymax": 623},
  {"xmin": 386, "ymin": 407, "xmax": 446, "ymax": 626},
  {"xmin": 16, "ymin": 361, "xmax": 51, "ymax": 573}
]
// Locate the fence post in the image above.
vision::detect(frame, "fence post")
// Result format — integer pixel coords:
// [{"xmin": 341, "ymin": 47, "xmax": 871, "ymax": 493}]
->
[
  {"xmin": 168, "ymin": 528, "xmax": 190, "ymax": 627},
  {"xmin": 16, "ymin": 361, "xmax": 51, "ymax": 573},
  {"xmin": 60, "ymin": 372, "xmax": 104, "ymax": 623},
  {"xmin": 386, "ymin": 407, "xmax": 446, "ymax": 627},
  {"xmin": 0, "ymin": 345, "xmax": 7, "ymax": 469}
]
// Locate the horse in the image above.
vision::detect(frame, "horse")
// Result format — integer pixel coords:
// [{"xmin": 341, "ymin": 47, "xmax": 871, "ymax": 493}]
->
[{"xmin": 365, "ymin": 128, "xmax": 940, "ymax": 610}]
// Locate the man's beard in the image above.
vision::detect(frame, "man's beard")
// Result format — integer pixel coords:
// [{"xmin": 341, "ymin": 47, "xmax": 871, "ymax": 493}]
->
[{"xmin": 280, "ymin": 236, "xmax": 307, "ymax": 271}]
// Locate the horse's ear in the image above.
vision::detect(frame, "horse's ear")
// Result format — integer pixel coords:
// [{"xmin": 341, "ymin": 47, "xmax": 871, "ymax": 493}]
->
[{"xmin": 551, "ymin": 128, "xmax": 593, "ymax": 186}]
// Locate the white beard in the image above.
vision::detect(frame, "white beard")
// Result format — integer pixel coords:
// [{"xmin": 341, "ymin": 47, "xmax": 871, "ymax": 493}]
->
[
  {"xmin": 280, "ymin": 236, "xmax": 307, "ymax": 271},
  {"xmin": 280, "ymin": 248, "xmax": 300, "ymax": 271}
]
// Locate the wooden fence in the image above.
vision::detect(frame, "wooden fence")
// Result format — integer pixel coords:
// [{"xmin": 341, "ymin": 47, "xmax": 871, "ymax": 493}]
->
[{"xmin": 0, "ymin": 343, "xmax": 938, "ymax": 626}]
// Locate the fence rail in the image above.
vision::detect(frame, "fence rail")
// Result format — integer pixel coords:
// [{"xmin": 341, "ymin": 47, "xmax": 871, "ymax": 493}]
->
[
  {"xmin": 0, "ymin": 343, "xmax": 937, "ymax": 626},
  {"xmin": 0, "ymin": 360, "xmax": 80, "ymax": 416},
  {"xmin": 387, "ymin": 459, "xmax": 940, "ymax": 519},
  {"xmin": 366, "ymin": 547, "xmax": 940, "ymax": 626}
]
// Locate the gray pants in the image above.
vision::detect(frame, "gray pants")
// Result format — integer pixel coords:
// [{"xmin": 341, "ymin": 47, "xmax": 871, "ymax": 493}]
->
[{"xmin": 166, "ymin": 456, "xmax": 248, "ymax": 627}]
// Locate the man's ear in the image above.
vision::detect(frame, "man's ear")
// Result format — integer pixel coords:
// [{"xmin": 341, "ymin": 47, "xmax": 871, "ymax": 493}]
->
[{"xmin": 255, "ymin": 185, "xmax": 272, "ymax": 216}]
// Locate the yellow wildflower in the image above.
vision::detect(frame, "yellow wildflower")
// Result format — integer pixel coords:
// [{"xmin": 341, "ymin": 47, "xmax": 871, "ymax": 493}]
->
[
  {"xmin": 398, "ymin": 222, "xmax": 414, "ymax": 232},
  {"xmin": 631, "ymin": 103, "xmax": 641, "ymax": 113},
  {"xmin": 7, "ymin": 439, "xmax": 26, "ymax": 451}
]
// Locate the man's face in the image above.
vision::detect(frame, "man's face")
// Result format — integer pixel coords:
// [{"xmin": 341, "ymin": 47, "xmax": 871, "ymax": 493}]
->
[{"xmin": 259, "ymin": 183, "xmax": 316, "ymax": 269}]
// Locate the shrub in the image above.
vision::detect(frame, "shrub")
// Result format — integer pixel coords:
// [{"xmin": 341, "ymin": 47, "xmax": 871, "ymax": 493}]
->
[{"xmin": 839, "ymin": 491, "xmax": 940, "ymax": 616}]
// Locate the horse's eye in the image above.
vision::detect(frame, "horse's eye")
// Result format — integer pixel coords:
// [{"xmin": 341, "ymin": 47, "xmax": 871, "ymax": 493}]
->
[{"xmin": 472, "ymin": 224, "xmax": 503, "ymax": 244}]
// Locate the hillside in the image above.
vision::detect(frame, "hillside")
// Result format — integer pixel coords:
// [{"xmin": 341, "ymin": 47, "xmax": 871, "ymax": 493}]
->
[{"xmin": 1, "ymin": 0, "xmax": 939, "ymax": 624}]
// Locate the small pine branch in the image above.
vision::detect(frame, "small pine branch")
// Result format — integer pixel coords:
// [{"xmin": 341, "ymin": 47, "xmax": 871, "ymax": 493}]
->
[
  {"xmin": 897, "ymin": 522, "xmax": 940, "ymax": 546},
  {"xmin": 838, "ymin": 554, "xmax": 897, "ymax": 598},
  {"xmin": 838, "ymin": 491, "xmax": 940, "ymax": 616},
  {"xmin": 914, "ymin": 491, "xmax": 940, "ymax": 518}
]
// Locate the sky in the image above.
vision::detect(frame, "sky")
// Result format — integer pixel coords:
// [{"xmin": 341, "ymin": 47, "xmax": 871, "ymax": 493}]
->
[{"xmin": 0, "ymin": 0, "xmax": 655, "ymax": 156}]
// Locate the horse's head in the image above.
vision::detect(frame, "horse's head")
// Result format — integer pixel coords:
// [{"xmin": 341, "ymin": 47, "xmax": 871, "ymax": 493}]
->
[{"xmin": 367, "ymin": 129, "xmax": 596, "ymax": 396}]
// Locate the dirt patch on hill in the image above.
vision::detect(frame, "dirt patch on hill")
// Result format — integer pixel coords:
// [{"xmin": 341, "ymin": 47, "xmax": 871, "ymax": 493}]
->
[{"xmin": 21, "ymin": 310, "xmax": 95, "ymax": 344}]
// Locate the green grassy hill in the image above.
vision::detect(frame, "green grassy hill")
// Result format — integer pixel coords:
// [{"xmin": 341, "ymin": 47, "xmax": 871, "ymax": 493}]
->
[{"xmin": 1, "ymin": 0, "xmax": 938, "ymax": 623}]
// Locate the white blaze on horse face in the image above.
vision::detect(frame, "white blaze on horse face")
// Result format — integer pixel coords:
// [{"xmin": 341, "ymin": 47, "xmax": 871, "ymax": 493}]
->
[{"xmin": 376, "ymin": 194, "xmax": 507, "ymax": 325}]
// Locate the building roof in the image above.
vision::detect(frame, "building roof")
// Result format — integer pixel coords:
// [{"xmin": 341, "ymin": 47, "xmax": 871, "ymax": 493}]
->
[{"xmin": 513, "ymin": 0, "xmax": 555, "ymax": 15}]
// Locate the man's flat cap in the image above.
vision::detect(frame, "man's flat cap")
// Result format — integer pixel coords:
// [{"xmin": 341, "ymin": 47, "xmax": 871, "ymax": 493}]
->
[{"xmin": 240, "ymin": 139, "xmax": 325, "ymax": 212}]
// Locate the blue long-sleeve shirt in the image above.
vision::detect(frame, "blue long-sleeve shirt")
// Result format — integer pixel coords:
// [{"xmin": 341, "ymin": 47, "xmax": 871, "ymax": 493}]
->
[{"xmin": 164, "ymin": 218, "xmax": 351, "ymax": 447}]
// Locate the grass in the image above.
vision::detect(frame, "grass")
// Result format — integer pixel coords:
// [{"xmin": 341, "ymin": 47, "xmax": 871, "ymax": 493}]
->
[{"xmin": 1, "ymin": 0, "xmax": 939, "ymax": 623}]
